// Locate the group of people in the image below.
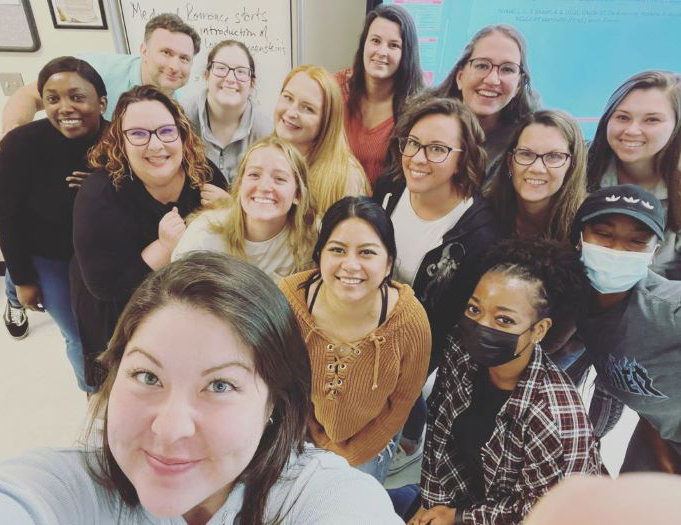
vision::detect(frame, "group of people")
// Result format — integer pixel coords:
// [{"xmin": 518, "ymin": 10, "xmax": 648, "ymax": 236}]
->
[{"xmin": 0, "ymin": 5, "xmax": 679, "ymax": 525}]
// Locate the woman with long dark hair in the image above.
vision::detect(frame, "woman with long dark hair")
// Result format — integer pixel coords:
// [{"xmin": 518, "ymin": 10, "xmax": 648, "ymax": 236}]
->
[
  {"xmin": 0, "ymin": 253, "xmax": 403, "ymax": 524},
  {"xmin": 334, "ymin": 4, "xmax": 424, "ymax": 186}
]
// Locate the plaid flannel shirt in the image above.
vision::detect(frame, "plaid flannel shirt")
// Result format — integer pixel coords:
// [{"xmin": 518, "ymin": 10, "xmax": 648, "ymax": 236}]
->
[{"xmin": 421, "ymin": 335, "xmax": 602, "ymax": 524}]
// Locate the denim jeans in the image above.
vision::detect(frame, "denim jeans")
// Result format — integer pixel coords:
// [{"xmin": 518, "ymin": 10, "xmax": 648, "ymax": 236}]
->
[
  {"xmin": 356, "ymin": 432, "xmax": 401, "ymax": 484},
  {"xmin": 5, "ymin": 258, "xmax": 90, "ymax": 392}
]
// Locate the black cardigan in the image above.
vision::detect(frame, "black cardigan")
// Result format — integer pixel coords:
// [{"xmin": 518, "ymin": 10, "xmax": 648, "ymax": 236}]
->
[
  {"xmin": 0, "ymin": 118, "xmax": 106, "ymax": 284},
  {"xmin": 70, "ymin": 165, "xmax": 225, "ymax": 386},
  {"xmin": 373, "ymin": 174, "xmax": 501, "ymax": 373}
]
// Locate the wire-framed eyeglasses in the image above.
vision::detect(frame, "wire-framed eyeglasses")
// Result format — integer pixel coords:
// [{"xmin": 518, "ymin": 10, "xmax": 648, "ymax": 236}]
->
[{"xmin": 512, "ymin": 148, "xmax": 571, "ymax": 168}]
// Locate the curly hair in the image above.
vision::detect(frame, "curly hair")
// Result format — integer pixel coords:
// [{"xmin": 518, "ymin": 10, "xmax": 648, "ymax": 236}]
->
[
  {"xmin": 487, "ymin": 110, "xmax": 587, "ymax": 243},
  {"xmin": 587, "ymin": 71, "xmax": 681, "ymax": 231},
  {"xmin": 433, "ymin": 24, "xmax": 538, "ymax": 127},
  {"xmin": 85, "ymin": 252, "xmax": 311, "ymax": 525},
  {"xmin": 204, "ymin": 135, "xmax": 317, "ymax": 272},
  {"xmin": 347, "ymin": 4, "xmax": 424, "ymax": 119},
  {"xmin": 480, "ymin": 237, "xmax": 589, "ymax": 322},
  {"xmin": 381, "ymin": 94, "xmax": 487, "ymax": 198},
  {"xmin": 88, "ymin": 85, "xmax": 213, "ymax": 189}
]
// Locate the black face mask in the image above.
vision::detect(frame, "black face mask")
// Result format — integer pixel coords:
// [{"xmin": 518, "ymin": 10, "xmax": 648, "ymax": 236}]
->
[{"xmin": 458, "ymin": 316, "xmax": 534, "ymax": 368}]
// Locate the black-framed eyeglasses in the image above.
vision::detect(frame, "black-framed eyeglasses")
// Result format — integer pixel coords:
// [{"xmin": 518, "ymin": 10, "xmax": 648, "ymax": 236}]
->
[
  {"xmin": 209, "ymin": 61, "xmax": 253, "ymax": 82},
  {"xmin": 512, "ymin": 148, "xmax": 571, "ymax": 168},
  {"xmin": 398, "ymin": 136, "xmax": 462, "ymax": 163},
  {"xmin": 467, "ymin": 58, "xmax": 522, "ymax": 78},
  {"xmin": 123, "ymin": 125, "xmax": 179, "ymax": 146}
]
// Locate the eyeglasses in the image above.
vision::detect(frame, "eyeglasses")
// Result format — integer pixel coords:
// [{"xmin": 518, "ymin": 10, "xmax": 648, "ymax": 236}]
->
[
  {"xmin": 398, "ymin": 137, "xmax": 463, "ymax": 163},
  {"xmin": 467, "ymin": 58, "xmax": 522, "ymax": 79},
  {"xmin": 209, "ymin": 61, "xmax": 253, "ymax": 82},
  {"xmin": 512, "ymin": 148, "xmax": 571, "ymax": 168},
  {"xmin": 123, "ymin": 125, "xmax": 179, "ymax": 146}
]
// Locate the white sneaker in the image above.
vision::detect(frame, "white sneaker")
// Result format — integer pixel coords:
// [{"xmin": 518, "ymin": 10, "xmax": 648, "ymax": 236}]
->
[{"xmin": 388, "ymin": 439, "xmax": 423, "ymax": 475}]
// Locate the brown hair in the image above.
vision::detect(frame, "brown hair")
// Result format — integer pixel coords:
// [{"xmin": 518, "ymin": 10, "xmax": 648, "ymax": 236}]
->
[
  {"xmin": 382, "ymin": 94, "xmax": 487, "ymax": 199},
  {"xmin": 434, "ymin": 24, "xmax": 537, "ymax": 127},
  {"xmin": 587, "ymin": 71, "xmax": 681, "ymax": 231},
  {"xmin": 206, "ymin": 39, "xmax": 256, "ymax": 83},
  {"xmin": 85, "ymin": 251, "xmax": 312, "ymax": 524},
  {"xmin": 144, "ymin": 13, "xmax": 200, "ymax": 55},
  {"xmin": 487, "ymin": 110, "xmax": 587, "ymax": 243},
  {"xmin": 88, "ymin": 85, "xmax": 212, "ymax": 189}
]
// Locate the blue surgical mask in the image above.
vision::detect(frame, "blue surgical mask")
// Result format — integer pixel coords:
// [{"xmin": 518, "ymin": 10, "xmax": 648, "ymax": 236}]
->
[{"xmin": 580, "ymin": 237, "xmax": 655, "ymax": 294}]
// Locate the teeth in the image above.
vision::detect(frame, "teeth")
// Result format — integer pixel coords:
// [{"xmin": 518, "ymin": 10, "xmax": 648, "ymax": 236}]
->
[
  {"xmin": 410, "ymin": 170, "xmax": 429, "ymax": 178},
  {"xmin": 338, "ymin": 277, "xmax": 362, "ymax": 284},
  {"xmin": 253, "ymin": 197, "xmax": 275, "ymax": 204},
  {"xmin": 525, "ymin": 179, "xmax": 547, "ymax": 186},
  {"xmin": 477, "ymin": 90, "xmax": 499, "ymax": 98},
  {"xmin": 60, "ymin": 119, "xmax": 81, "ymax": 126},
  {"xmin": 621, "ymin": 140, "xmax": 644, "ymax": 147}
]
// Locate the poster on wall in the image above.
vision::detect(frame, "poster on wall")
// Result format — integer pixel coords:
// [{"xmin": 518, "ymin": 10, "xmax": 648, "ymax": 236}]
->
[
  {"xmin": 0, "ymin": 0, "xmax": 41, "ymax": 52},
  {"xmin": 383, "ymin": 0, "xmax": 681, "ymax": 137},
  {"xmin": 48, "ymin": 0, "xmax": 108, "ymax": 29}
]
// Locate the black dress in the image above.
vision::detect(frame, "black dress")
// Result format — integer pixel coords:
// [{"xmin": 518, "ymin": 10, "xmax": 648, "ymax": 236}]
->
[{"xmin": 70, "ymin": 165, "xmax": 225, "ymax": 387}]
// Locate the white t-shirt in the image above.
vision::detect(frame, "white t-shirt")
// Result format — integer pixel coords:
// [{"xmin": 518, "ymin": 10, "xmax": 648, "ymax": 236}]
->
[
  {"xmin": 172, "ymin": 209, "xmax": 296, "ymax": 282},
  {"xmin": 392, "ymin": 190, "xmax": 473, "ymax": 285}
]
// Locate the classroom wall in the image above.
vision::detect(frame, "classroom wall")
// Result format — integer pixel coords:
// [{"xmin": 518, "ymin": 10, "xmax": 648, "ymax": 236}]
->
[{"xmin": 0, "ymin": 0, "xmax": 367, "ymax": 114}]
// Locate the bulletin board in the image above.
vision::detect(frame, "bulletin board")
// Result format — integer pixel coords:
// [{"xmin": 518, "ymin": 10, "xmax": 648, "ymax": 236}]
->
[{"xmin": 0, "ymin": 0, "xmax": 41, "ymax": 52}]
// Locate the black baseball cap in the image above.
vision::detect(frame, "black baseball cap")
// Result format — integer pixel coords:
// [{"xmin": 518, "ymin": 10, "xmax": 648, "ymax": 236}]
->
[{"xmin": 571, "ymin": 184, "xmax": 665, "ymax": 244}]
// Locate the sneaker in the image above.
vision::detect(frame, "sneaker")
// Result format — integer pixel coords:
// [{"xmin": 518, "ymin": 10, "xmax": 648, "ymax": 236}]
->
[
  {"xmin": 4, "ymin": 300, "xmax": 29, "ymax": 340},
  {"xmin": 388, "ymin": 439, "xmax": 424, "ymax": 475}
]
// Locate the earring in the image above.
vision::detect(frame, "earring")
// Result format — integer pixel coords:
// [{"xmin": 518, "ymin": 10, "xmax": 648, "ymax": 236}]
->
[
  {"xmin": 268, "ymin": 416, "xmax": 274, "ymax": 425},
  {"xmin": 535, "ymin": 342, "xmax": 541, "ymax": 352},
  {"xmin": 508, "ymin": 169, "xmax": 513, "ymax": 179}
]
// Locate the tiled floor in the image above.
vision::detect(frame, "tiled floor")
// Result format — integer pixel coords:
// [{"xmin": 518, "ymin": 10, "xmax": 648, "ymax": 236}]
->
[{"xmin": 0, "ymin": 276, "xmax": 638, "ymax": 484}]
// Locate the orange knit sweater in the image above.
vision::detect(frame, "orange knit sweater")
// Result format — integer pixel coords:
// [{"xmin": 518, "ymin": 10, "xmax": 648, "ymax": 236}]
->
[{"xmin": 279, "ymin": 270, "xmax": 431, "ymax": 465}]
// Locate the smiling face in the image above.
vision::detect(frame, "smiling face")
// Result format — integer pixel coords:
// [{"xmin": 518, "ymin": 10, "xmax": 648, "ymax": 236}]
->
[
  {"xmin": 42, "ymin": 72, "xmax": 105, "ymax": 139},
  {"xmin": 606, "ymin": 88, "xmax": 676, "ymax": 168},
  {"xmin": 239, "ymin": 146, "xmax": 299, "ymax": 229},
  {"xmin": 141, "ymin": 28, "xmax": 195, "ymax": 95},
  {"xmin": 206, "ymin": 44, "xmax": 253, "ymax": 111},
  {"xmin": 401, "ymin": 113, "xmax": 463, "ymax": 200},
  {"xmin": 456, "ymin": 32, "xmax": 522, "ymax": 128},
  {"xmin": 363, "ymin": 17, "xmax": 403, "ymax": 82},
  {"xmin": 511, "ymin": 123, "xmax": 571, "ymax": 208},
  {"xmin": 274, "ymin": 72, "xmax": 324, "ymax": 155},
  {"xmin": 107, "ymin": 302, "xmax": 271, "ymax": 519},
  {"xmin": 122, "ymin": 100, "xmax": 183, "ymax": 186},
  {"xmin": 319, "ymin": 217, "xmax": 392, "ymax": 304}
]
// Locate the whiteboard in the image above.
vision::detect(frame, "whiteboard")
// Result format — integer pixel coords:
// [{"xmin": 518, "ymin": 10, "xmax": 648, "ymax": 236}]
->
[{"xmin": 106, "ymin": 0, "xmax": 298, "ymax": 117}]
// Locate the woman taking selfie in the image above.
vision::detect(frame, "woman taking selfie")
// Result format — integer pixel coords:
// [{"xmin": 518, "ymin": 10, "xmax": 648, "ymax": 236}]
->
[
  {"xmin": 181, "ymin": 39, "xmax": 272, "ymax": 185},
  {"xmin": 404, "ymin": 238, "xmax": 602, "ymax": 525},
  {"xmin": 587, "ymin": 70, "xmax": 681, "ymax": 280},
  {"xmin": 279, "ymin": 197, "xmax": 431, "ymax": 482},
  {"xmin": 334, "ymin": 4, "xmax": 424, "ymax": 186},
  {"xmin": 172, "ymin": 136, "xmax": 317, "ymax": 281},
  {"xmin": 275, "ymin": 65, "xmax": 370, "ymax": 215},
  {"xmin": 71, "ymin": 85, "xmax": 227, "ymax": 388},
  {"xmin": 0, "ymin": 253, "xmax": 403, "ymax": 524}
]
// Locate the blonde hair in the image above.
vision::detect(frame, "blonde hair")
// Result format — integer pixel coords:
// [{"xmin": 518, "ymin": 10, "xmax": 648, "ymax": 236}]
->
[
  {"xmin": 278, "ymin": 65, "xmax": 370, "ymax": 215},
  {"xmin": 205, "ymin": 135, "xmax": 317, "ymax": 272}
]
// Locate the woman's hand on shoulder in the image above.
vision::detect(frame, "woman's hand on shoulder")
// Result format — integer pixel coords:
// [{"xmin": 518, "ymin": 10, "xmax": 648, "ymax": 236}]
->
[
  {"xmin": 200, "ymin": 182, "xmax": 229, "ymax": 206},
  {"xmin": 158, "ymin": 207, "xmax": 186, "ymax": 252},
  {"xmin": 66, "ymin": 171, "xmax": 91, "ymax": 189}
]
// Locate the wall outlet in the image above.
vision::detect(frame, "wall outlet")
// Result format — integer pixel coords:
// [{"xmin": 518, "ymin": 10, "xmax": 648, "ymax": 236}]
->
[{"xmin": 0, "ymin": 73, "xmax": 25, "ymax": 97}]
